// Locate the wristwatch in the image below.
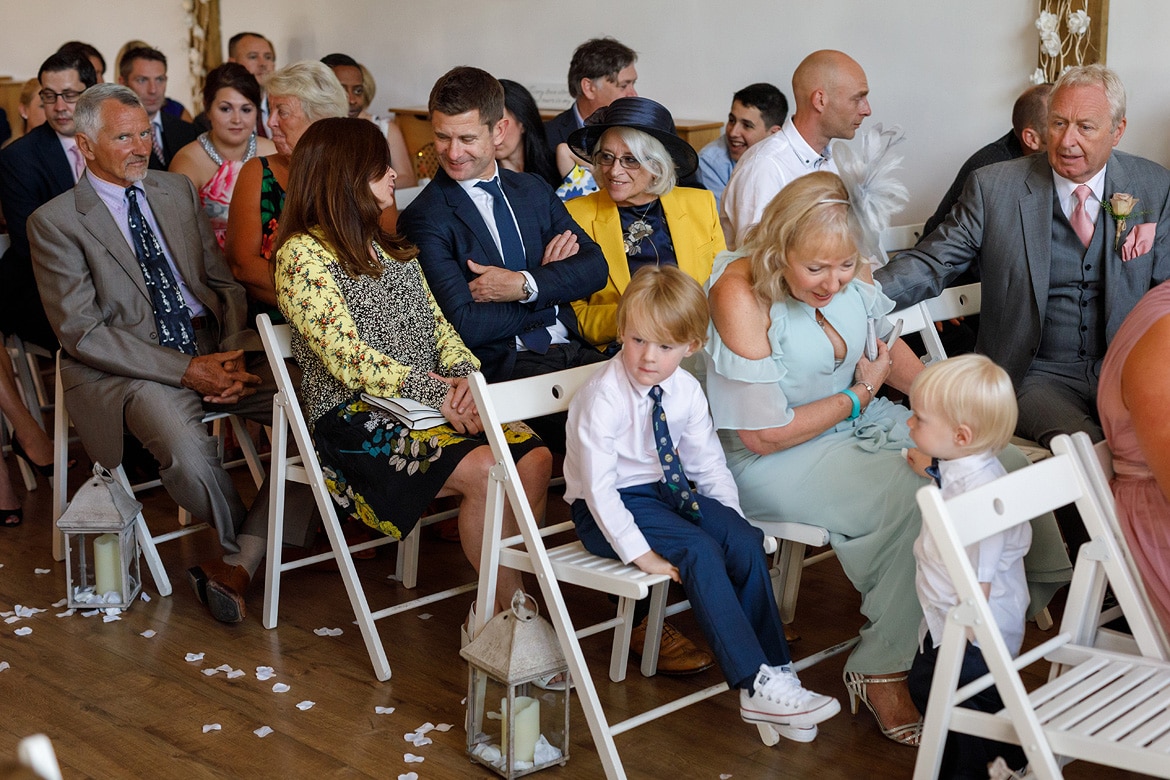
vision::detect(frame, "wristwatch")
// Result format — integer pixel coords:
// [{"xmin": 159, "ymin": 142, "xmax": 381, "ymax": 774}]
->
[{"xmin": 520, "ymin": 276, "xmax": 534, "ymax": 300}]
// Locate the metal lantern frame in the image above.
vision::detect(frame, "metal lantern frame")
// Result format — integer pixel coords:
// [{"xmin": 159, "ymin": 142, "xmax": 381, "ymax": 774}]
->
[
  {"xmin": 460, "ymin": 591, "xmax": 570, "ymax": 778},
  {"xmin": 57, "ymin": 466, "xmax": 143, "ymax": 610}
]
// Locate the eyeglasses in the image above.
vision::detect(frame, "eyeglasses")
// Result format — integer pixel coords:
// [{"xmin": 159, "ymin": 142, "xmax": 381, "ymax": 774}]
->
[
  {"xmin": 39, "ymin": 89, "xmax": 83, "ymax": 105},
  {"xmin": 595, "ymin": 151, "xmax": 641, "ymax": 170}
]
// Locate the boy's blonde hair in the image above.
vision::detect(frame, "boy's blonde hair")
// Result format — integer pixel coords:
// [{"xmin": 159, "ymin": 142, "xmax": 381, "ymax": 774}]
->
[
  {"xmin": 616, "ymin": 265, "xmax": 709, "ymax": 347},
  {"xmin": 910, "ymin": 354, "xmax": 1018, "ymax": 455}
]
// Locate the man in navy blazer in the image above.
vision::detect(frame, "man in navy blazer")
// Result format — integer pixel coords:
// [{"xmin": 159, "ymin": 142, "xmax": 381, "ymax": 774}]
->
[
  {"xmin": 876, "ymin": 65, "xmax": 1170, "ymax": 448},
  {"xmin": 0, "ymin": 50, "xmax": 97, "ymax": 349},
  {"xmin": 399, "ymin": 66, "xmax": 607, "ymax": 385},
  {"xmin": 118, "ymin": 47, "xmax": 200, "ymax": 170},
  {"xmin": 544, "ymin": 37, "xmax": 638, "ymax": 150}
]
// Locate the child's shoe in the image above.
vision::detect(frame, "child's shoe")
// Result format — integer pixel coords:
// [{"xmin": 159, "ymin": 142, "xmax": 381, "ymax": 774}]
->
[{"xmin": 740, "ymin": 665, "xmax": 840, "ymax": 729}]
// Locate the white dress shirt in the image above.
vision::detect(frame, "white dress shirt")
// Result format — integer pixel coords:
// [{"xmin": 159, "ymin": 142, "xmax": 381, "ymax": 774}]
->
[
  {"xmin": 913, "ymin": 450, "xmax": 1031, "ymax": 653},
  {"xmin": 719, "ymin": 117, "xmax": 837, "ymax": 249},
  {"xmin": 564, "ymin": 357, "xmax": 744, "ymax": 563}
]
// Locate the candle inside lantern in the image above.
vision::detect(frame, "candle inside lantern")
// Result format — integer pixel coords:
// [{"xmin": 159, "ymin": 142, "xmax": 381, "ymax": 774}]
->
[
  {"xmin": 93, "ymin": 533, "xmax": 122, "ymax": 594},
  {"xmin": 501, "ymin": 695, "xmax": 540, "ymax": 764}
]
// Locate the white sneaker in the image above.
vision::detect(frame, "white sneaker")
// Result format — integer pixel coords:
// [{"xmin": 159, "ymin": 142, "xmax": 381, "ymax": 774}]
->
[{"xmin": 740, "ymin": 665, "xmax": 841, "ymax": 729}]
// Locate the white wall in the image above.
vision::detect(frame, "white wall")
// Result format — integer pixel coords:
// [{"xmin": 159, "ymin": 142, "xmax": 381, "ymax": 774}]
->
[{"xmin": 3, "ymin": 1, "xmax": 1167, "ymax": 223}]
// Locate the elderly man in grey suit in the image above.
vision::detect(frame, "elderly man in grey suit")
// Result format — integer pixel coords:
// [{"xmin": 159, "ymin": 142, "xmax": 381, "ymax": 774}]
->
[
  {"xmin": 876, "ymin": 64, "xmax": 1170, "ymax": 448},
  {"xmin": 28, "ymin": 84, "xmax": 287, "ymax": 624}
]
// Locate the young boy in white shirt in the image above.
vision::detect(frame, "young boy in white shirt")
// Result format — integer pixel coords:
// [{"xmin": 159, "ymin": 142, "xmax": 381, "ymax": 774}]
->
[
  {"xmin": 564, "ymin": 265, "xmax": 839, "ymax": 742},
  {"xmin": 905, "ymin": 354, "xmax": 1030, "ymax": 778}
]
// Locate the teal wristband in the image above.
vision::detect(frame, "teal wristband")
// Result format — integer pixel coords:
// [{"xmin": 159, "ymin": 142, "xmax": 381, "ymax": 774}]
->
[{"xmin": 841, "ymin": 388, "xmax": 861, "ymax": 420}]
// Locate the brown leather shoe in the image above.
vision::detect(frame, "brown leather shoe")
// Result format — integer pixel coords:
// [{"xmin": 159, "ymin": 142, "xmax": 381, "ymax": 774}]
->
[
  {"xmin": 205, "ymin": 565, "xmax": 251, "ymax": 624},
  {"xmin": 188, "ymin": 560, "xmax": 234, "ymax": 606},
  {"xmin": 630, "ymin": 617, "xmax": 715, "ymax": 675}
]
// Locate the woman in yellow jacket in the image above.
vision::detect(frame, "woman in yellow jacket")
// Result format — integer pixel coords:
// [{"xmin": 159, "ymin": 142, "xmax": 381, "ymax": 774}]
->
[{"xmin": 566, "ymin": 97, "xmax": 725, "ymax": 352}]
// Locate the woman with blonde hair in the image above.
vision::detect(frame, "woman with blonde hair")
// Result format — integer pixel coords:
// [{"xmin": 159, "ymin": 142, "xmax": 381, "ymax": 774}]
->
[
  {"xmin": 705, "ymin": 170, "xmax": 927, "ymax": 745},
  {"xmin": 225, "ymin": 61, "xmax": 348, "ymax": 321}
]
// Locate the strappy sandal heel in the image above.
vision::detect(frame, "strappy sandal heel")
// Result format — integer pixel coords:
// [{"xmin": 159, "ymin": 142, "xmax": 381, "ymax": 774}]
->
[{"xmin": 843, "ymin": 671, "xmax": 923, "ymax": 746}]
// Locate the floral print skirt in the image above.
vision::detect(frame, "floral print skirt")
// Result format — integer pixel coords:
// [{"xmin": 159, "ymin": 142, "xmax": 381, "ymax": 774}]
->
[{"xmin": 312, "ymin": 397, "xmax": 544, "ymax": 540}]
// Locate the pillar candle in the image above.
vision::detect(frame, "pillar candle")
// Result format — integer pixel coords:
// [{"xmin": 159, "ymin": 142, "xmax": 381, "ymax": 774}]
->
[
  {"xmin": 93, "ymin": 533, "xmax": 122, "ymax": 595},
  {"xmin": 501, "ymin": 695, "xmax": 540, "ymax": 764}
]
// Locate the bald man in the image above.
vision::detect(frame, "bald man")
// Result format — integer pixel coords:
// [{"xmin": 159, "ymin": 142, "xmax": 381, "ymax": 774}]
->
[{"xmin": 719, "ymin": 50, "xmax": 871, "ymax": 248}]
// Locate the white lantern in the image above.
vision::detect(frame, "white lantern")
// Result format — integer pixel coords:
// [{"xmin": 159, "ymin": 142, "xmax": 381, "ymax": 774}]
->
[
  {"xmin": 460, "ymin": 591, "xmax": 570, "ymax": 778},
  {"xmin": 56, "ymin": 466, "xmax": 143, "ymax": 610}
]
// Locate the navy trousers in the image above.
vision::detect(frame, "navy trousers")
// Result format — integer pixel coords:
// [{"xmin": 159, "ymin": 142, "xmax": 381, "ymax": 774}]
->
[
  {"xmin": 572, "ymin": 481, "xmax": 790, "ymax": 688},
  {"xmin": 909, "ymin": 640, "xmax": 1027, "ymax": 779}
]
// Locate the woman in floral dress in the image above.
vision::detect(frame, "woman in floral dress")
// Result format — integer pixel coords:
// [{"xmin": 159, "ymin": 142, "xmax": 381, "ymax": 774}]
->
[{"xmin": 274, "ymin": 118, "xmax": 551, "ymax": 613}]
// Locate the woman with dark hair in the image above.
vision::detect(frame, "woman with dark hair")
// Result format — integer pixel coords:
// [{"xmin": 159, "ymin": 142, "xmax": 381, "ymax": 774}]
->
[
  {"xmin": 495, "ymin": 79, "xmax": 559, "ymax": 187},
  {"xmin": 170, "ymin": 63, "xmax": 276, "ymax": 247},
  {"xmin": 273, "ymin": 117, "xmax": 551, "ymax": 616}
]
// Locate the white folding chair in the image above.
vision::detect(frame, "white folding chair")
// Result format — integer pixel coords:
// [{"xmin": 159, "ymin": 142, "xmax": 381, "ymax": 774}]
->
[
  {"xmin": 16, "ymin": 733, "xmax": 63, "ymax": 780},
  {"xmin": 913, "ymin": 444, "xmax": 1170, "ymax": 780},
  {"xmin": 257, "ymin": 314, "xmax": 475, "ymax": 681},
  {"xmin": 49, "ymin": 352, "xmax": 266, "ymax": 597},
  {"xmin": 1051, "ymin": 433, "xmax": 1170, "ymax": 659},
  {"xmin": 470, "ymin": 366, "xmax": 786, "ymax": 779},
  {"xmin": 879, "ymin": 221, "xmax": 926, "ymax": 260}
]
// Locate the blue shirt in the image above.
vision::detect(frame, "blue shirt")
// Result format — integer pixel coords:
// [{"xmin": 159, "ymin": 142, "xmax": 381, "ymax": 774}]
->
[{"xmin": 698, "ymin": 136, "xmax": 734, "ymax": 211}]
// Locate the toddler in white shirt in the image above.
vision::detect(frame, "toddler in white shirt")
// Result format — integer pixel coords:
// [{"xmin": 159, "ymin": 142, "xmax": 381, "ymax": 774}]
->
[
  {"xmin": 564, "ymin": 265, "xmax": 839, "ymax": 741},
  {"xmin": 905, "ymin": 353, "xmax": 1030, "ymax": 778}
]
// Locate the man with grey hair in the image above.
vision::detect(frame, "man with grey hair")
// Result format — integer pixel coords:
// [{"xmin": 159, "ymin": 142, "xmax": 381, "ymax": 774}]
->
[
  {"xmin": 27, "ymin": 83, "xmax": 302, "ymax": 624},
  {"xmin": 877, "ymin": 64, "xmax": 1170, "ymax": 448}
]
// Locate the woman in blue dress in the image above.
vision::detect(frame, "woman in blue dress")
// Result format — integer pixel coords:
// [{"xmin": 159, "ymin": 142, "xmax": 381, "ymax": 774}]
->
[{"xmin": 704, "ymin": 171, "xmax": 927, "ymax": 746}]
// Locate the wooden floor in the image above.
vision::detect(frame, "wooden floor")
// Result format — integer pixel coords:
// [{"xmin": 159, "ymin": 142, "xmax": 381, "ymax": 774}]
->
[{"xmin": 0, "ymin": 454, "xmax": 1150, "ymax": 779}]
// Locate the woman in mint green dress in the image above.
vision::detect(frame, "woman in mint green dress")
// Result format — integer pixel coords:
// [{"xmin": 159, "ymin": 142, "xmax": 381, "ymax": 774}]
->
[{"xmin": 705, "ymin": 171, "xmax": 928, "ymax": 746}]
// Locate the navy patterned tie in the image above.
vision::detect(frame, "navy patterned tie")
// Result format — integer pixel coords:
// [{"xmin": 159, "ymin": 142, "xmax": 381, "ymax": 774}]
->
[
  {"xmin": 476, "ymin": 177, "xmax": 552, "ymax": 354},
  {"xmin": 125, "ymin": 187, "xmax": 197, "ymax": 355},
  {"xmin": 475, "ymin": 178, "xmax": 525, "ymax": 271},
  {"xmin": 650, "ymin": 385, "xmax": 702, "ymax": 523}
]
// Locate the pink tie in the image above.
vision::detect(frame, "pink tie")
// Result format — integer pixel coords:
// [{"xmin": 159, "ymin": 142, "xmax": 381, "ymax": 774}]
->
[
  {"xmin": 152, "ymin": 123, "xmax": 166, "ymax": 166},
  {"xmin": 1071, "ymin": 184, "xmax": 1095, "ymax": 247},
  {"xmin": 68, "ymin": 144, "xmax": 85, "ymax": 182}
]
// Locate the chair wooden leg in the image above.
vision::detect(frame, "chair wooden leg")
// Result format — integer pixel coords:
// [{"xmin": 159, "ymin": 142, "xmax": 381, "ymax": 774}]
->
[
  {"xmin": 775, "ymin": 540, "xmax": 806, "ymax": 624},
  {"xmin": 638, "ymin": 582, "xmax": 670, "ymax": 678},
  {"xmin": 115, "ymin": 466, "xmax": 172, "ymax": 597},
  {"xmin": 262, "ymin": 403, "xmax": 290, "ymax": 630}
]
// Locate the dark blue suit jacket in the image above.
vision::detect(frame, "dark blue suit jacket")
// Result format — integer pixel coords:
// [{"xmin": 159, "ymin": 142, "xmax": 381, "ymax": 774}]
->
[
  {"xmin": 0, "ymin": 123, "xmax": 76, "ymax": 347},
  {"xmin": 148, "ymin": 113, "xmax": 201, "ymax": 170},
  {"xmin": 544, "ymin": 107, "xmax": 580, "ymax": 150},
  {"xmin": 398, "ymin": 167, "xmax": 607, "ymax": 381}
]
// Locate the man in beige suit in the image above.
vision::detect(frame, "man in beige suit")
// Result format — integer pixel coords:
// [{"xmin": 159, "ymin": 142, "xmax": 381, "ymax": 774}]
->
[{"xmin": 28, "ymin": 84, "xmax": 281, "ymax": 624}]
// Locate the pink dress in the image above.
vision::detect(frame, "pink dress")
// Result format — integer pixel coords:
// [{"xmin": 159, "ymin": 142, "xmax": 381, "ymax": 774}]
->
[
  {"xmin": 195, "ymin": 132, "xmax": 256, "ymax": 249},
  {"xmin": 1098, "ymin": 279, "xmax": 1170, "ymax": 629}
]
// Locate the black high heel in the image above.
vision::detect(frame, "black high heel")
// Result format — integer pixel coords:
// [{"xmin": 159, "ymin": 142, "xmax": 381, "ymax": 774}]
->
[
  {"xmin": 10, "ymin": 437, "xmax": 53, "ymax": 478},
  {"xmin": 1, "ymin": 507, "xmax": 22, "ymax": 528}
]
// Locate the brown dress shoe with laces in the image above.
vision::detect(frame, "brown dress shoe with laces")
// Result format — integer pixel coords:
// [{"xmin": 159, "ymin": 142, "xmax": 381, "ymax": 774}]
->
[{"xmin": 630, "ymin": 617, "xmax": 715, "ymax": 675}]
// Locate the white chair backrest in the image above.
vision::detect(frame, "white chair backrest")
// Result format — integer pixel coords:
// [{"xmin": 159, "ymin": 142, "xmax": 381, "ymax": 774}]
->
[
  {"xmin": 394, "ymin": 184, "xmax": 425, "ymax": 210},
  {"xmin": 476, "ymin": 362, "xmax": 605, "ymax": 425},
  {"xmin": 923, "ymin": 282, "xmax": 981, "ymax": 323},
  {"xmin": 1051, "ymin": 433, "xmax": 1170, "ymax": 659},
  {"xmin": 888, "ymin": 301, "xmax": 933, "ymax": 344},
  {"xmin": 879, "ymin": 222, "xmax": 925, "ymax": 259}
]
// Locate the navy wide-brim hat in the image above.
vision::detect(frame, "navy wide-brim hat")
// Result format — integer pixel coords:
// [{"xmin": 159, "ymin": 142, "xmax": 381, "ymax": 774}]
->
[{"xmin": 567, "ymin": 96, "xmax": 699, "ymax": 179}]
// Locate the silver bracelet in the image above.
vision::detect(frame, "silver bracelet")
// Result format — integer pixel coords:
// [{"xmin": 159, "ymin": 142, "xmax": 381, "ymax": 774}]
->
[{"xmin": 856, "ymin": 381, "xmax": 875, "ymax": 399}]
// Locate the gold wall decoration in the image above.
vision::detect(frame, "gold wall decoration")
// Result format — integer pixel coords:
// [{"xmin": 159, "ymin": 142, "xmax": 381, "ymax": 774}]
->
[
  {"xmin": 1032, "ymin": 0, "xmax": 1109, "ymax": 83},
  {"xmin": 186, "ymin": 0, "xmax": 222, "ymax": 113}
]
